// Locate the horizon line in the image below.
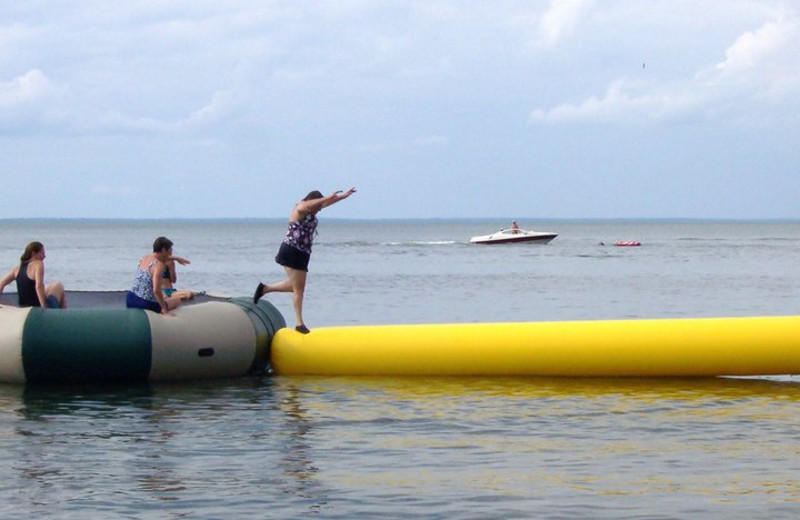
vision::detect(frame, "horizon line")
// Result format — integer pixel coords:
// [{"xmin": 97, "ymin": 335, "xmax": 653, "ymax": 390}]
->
[{"xmin": 1, "ymin": 216, "xmax": 799, "ymax": 223}]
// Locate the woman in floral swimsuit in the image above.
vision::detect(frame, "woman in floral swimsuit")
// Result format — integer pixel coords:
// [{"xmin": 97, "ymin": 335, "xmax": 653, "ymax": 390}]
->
[
  {"xmin": 126, "ymin": 236, "xmax": 184, "ymax": 314},
  {"xmin": 254, "ymin": 188, "xmax": 356, "ymax": 334}
]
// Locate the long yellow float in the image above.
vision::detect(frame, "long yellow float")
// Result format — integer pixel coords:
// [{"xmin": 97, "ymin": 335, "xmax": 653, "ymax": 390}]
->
[{"xmin": 270, "ymin": 316, "xmax": 800, "ymax": 377}]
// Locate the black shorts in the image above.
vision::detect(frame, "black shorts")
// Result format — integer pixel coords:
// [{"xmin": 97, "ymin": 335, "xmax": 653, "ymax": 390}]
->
[{"xmin": 275, "ymin": 242, "xmax": 311, "ymax": 272}]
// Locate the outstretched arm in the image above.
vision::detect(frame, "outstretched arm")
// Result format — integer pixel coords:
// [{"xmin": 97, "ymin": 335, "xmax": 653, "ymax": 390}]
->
[
  {"xmin": 302, "ymin": 188, "xmax": 357, "ymax": 213},
  {"xmin": 171, "ymin": 256, "xmax": 191, "ymax": 267},
  {"xmin": 0, "ymin": 268, "xmax": 15, "ymax": 294},
  {"xmin": 323, "ymin": 187, "xmax": 356, "ymax": 209}
]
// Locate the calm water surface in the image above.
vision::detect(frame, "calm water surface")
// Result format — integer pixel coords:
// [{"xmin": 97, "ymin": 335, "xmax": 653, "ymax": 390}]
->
[
  {"xmin": 1, "ymin": 219, "xmax": 799, "ymax": 518},
  {"xmin": 1, "ymin": 376, "xmax": 799, "ymax": 519}
]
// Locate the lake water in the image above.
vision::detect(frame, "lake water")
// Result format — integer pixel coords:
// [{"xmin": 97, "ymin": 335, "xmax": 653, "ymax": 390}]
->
[{"xmin": 1, "ymin": 219, "xmax": 799, "ymax": 518}]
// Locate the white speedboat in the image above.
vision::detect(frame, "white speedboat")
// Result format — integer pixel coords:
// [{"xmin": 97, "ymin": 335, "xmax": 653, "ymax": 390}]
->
[{"xmin": 469, "ymin": 228, "xmax": 558, "ymax": 245}]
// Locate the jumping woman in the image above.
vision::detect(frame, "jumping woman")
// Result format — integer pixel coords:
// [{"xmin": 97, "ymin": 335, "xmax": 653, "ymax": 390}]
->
[{"xmin": 254, "ymin": 188, "xmax": 356, "ymax": 333}]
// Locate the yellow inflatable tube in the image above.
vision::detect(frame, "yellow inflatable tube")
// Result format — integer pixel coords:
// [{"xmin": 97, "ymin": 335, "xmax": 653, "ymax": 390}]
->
[{"xmin": 271, "ymin": 316, "xmax": 800, "ymax": 377}]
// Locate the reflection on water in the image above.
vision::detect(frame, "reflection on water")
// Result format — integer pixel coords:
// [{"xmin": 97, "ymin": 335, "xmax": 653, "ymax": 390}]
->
[
  {"xmin": 1, "ymin": 376, "xmax": 799, "ymax": 518},
  {"xmin": 277, "ymin": 383, "xmax": 327, "ymax": 513}
]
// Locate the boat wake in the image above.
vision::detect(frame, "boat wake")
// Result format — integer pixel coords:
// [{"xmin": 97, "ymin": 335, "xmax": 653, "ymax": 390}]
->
[{"xmin": 384, "ymin": 240, "xmax": 458, "ymax": 246}]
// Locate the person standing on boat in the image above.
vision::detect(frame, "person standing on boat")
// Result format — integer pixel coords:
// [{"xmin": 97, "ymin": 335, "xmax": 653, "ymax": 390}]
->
[
  {"xmin": 253, "ymin": 188, "xmax": 357, "ymax": 334},
  {"xmin": 510, "ymin": 220, "xmax": 520, "ymax": 234},
  {"xmin": 126, "ymin": 236, "xmax": 183, "ymax": 315},
  {"xmin": 0, "ymin": 241, "xmax": 67, "ymax": 308}
]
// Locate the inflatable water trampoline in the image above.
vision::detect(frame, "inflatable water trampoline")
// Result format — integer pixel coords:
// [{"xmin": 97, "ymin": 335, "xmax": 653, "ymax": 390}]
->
[
  {"xmin": 2, "ymin": 291, "xmax": 799, "ymax": 382},
  {"xmin": 0, "ymin": 292, "xmax": 284, "ymax": 384}
]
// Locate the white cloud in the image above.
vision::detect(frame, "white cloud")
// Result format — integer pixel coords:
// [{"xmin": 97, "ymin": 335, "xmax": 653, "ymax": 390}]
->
[
  {"xmin": 0, "ymin": 69, "xmax": 60, "ymax": 108},
  {"xmin": 715, "ymin": 20, "xmax": 788, "ymax": 75},
  {"xmin": 2, "ymin": 1, "xmax": 800, "ymax": 220},
  {"xmin": 536, "ymin": 0, "xmax": 595, "ymax": 48},
  {"xmin": 702, "ymin": 16, "xmax": 800, "ymax": 102},
  {"xmin": 530, "ymin": 79, "xmax": 696, "ymax": 123},
  {"xmin": 1, "ymin": 79, "xmax": 243, "ymax": 135},
  {"xmin": 3, "ymin": 3, "xmax": 798, "ymax": 137},
  {"xmin": 530, "ymin": 13, "xmax": 800, "ymax": 124},
  {"xmin": 0, "ymin": 69, "xmax": 67, "ymax": 131},
  {"xmin": 178, "ymin": 88, "xmax": 243, "ymax": 130},
  {"xmin": 76, "ymin": 110, "xmax": 169, "ymax": 133}
]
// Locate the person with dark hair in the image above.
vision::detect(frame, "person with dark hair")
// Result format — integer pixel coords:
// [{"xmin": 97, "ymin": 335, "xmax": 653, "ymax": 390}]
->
[
  {"xmin": 126, "ymin": 236, "xmax": 183, "ymax": 314},
  {"xmin": 254, "ymin": 187, "xmax": 356, "ymax": 333},
  {"xmin": 161, "ymin": 255, "xmax": 195, "ymax": 301},
  {"xmin": 0, "ymin": 241, "xmax": 67, "ymax": 308}
]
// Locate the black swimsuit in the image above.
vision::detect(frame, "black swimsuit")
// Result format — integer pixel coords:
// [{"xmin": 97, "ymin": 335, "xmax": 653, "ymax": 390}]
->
[
  {"xmin": 16, "ymin": 262, "xmax": 40, "ymax": 307},
  {"xmin": 275, "ymin": 212, "xmax": 318, "ymax": 272}
]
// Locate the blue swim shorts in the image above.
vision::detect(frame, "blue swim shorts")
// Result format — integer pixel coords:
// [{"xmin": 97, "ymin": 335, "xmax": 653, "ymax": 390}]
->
[{"xmin": 126, "ymin": 291, "xmax": 162, "ymax": 313}]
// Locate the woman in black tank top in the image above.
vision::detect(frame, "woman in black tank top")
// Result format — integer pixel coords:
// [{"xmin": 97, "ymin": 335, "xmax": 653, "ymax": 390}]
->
[{"xmin": 0, "ymin": 241, "xmax": 67, "ymax": 308}]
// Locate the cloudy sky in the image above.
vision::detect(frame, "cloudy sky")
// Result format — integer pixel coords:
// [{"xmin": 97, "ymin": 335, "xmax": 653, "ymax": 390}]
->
[{"xmin": 1, "ymin": 0, "xmax": 798, "ymax": 219}]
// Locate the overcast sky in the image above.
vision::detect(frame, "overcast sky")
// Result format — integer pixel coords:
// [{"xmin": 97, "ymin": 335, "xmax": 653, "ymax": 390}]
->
[{"xmin": 1, "ymin": 1, "xmax": 798, "ymax": 219}]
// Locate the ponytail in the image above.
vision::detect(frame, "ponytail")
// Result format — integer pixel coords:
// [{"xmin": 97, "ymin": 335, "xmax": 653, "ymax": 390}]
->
[{"xmin": 20, "ymin": 241, "xmax": 44, "ymax": 264}]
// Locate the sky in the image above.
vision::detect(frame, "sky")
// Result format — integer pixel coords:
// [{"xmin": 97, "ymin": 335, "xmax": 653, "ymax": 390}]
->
[{"xmin": 1, "ymin": 0, "xmax": 799, "ymax": 220}]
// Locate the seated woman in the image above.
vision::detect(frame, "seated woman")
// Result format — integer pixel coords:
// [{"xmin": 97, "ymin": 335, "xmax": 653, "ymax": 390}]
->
[
  {"xmin": 161, "ymin": 255, "xmax": 195, "ymax": 301},
  {"xmin": 126, "ymin": 237, "xmax": 183, "ymax": 314},
  {"xmin": 0, "ymin": 241, "xmax": 67, "ymax": 308}
]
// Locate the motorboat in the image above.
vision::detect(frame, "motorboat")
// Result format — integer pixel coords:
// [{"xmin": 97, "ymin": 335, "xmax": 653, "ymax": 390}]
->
[{"xmin": 469, "ymin": 228, "xmax": 558, "ymax": 245}]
